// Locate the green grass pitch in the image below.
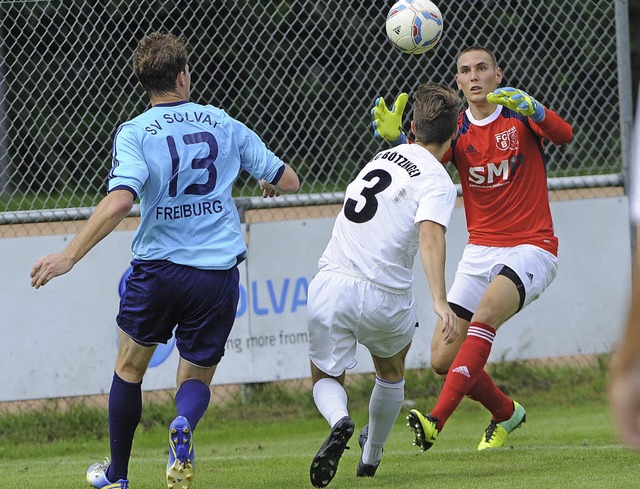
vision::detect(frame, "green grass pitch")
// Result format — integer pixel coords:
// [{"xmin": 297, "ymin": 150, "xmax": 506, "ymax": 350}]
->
[{"xmin": 2, "ymin": 396, "xmax": 638, "ymax": 489}]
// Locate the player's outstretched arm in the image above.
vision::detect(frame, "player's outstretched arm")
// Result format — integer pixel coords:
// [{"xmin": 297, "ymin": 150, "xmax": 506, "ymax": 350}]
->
[
  {"xmin": 371, "ymin": 93, "xmax": 409, "ymax": 146},
  {"xmin": 259, "ymin": 163, "xmax": 300, "ymax": 198},
  {"xmin": 487, "ymin": 87, "xmax": 546, "ymax": 122},
  {"xmin": 30, "ymin": 190, "xmax": 134, "ymax": 289},
  {"xmin": 418, "ymin": 219, "xmax": 458, "ymax": 344}
]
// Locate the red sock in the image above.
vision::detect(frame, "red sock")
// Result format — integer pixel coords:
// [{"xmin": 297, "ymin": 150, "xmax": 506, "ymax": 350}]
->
[
  {"xmin": 431, "ymin": 322, "xmax": 495, "ymax": 431},
  {"xmin": 467, "ymin": 370, "xmax": 515, "ymax": 422}
]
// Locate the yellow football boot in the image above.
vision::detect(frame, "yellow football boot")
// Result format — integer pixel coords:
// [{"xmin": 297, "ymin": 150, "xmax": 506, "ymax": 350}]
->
[{"xmin": 478, "ymin": 401, "xmax": 527, "ymax": 451}]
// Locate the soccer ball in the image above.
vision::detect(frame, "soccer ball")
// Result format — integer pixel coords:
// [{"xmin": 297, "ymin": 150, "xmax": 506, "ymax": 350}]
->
[{"xmin": 385, "ymin": 0, "xmax": 444, "ymax": 55}]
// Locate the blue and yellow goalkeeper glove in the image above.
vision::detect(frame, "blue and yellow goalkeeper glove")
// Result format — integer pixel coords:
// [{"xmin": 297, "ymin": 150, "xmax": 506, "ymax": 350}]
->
[
  {"xmin": 486, "ymin": 87, "xmax": 546, "ymax": 123},
  {"xmin": 371, "ymin": 92, "xmax": 409, "ymax": 145}
]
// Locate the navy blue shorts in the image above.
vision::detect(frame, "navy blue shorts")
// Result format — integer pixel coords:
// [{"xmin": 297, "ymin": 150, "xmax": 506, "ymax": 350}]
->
[{"xmin": 117, "ymin": 260, "xmax": 240, "ymax": 368}]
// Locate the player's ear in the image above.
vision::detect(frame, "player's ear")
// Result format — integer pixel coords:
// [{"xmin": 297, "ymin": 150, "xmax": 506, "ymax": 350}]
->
[
  {"xmin": 495, "ymin": 67, "xmax": 503, "ymax": 85},
  {"xmin": 176, "ymin": 71, "xmax": 187, "ymax": 90}
]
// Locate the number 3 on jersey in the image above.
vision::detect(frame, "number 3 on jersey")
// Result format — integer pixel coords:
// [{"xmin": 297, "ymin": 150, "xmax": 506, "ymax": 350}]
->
[
  {"xmin": 166, "ymin": 132, "xmax": 218, "ymax": 197},
  {"xmin": 344, "ymin": 169, "xmax": 392, "ymax": 223}
]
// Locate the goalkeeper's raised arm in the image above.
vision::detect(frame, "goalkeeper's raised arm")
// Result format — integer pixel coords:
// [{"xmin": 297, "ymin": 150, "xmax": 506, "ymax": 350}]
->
[{"xmin": 487, "ymin": 87, "xmax": 573, "ymax": 145}]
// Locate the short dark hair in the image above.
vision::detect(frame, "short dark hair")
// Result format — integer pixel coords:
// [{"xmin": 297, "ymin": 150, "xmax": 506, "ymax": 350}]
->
[
  {"xmin": 456, "ymin": 46, "xmax": 499, "ymax": 70},
  {"xmin": 412, "ymin": 83, "xmax": 461, "ymax": 145},
  {"xmin": 132, "ymin": 32, "xmax": 188, "ymax": 97}
]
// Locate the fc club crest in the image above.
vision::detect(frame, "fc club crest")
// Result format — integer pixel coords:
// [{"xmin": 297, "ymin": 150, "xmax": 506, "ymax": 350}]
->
[{"xmin": 495, "ymin": 126, "xmax": 519, "ymax": 151}]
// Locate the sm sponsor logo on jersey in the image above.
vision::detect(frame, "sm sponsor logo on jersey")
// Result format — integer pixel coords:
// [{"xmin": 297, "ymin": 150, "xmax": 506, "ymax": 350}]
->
[
  {"xmin": 468, "ymin": 155, "xmax": 524, "ymax": 188},
  {"xmin": 494, "ymin": 126, "xmax": 519, "ymax": 151}
]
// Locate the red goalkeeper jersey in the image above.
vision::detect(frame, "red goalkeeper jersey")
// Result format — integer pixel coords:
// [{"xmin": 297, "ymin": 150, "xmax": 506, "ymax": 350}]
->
[{"xmin": 444, "ymin": 105, "xmax": 573, "ymax": 256}]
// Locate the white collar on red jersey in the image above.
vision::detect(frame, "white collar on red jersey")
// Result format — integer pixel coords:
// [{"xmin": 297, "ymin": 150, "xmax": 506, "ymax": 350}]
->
[{"xmin": 465, "ymin": 104, "xmax": 502, "ymax": 127}]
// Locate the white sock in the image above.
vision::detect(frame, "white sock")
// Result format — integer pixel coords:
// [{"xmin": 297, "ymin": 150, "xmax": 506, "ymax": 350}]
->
[
  {"xmin": 364, "ymin": 377, "xmax": 405, "ymax": 465},
  {"xmin": 313, "ymin": 378, "xmax": 349, "ymax": 427}
]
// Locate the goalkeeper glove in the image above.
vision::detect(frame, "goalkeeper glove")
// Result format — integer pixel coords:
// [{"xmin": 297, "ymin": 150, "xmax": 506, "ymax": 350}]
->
[
  {"xmin": 486, "ymin": 87, "xmax": 546, "ymax": 123},
  {"xmin": 371, "ymin": 92, "xmax": 409, "ymax": 145}
]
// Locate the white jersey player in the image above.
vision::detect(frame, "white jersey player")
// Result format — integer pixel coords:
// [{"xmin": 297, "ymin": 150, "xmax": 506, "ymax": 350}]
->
[
  {"xmin": 318, "ymin": 143, "xmax": 456, "ymax": 294},
  {"xmin": 307, "ymin": 83, "xmax": 461, "ymax": 488}
]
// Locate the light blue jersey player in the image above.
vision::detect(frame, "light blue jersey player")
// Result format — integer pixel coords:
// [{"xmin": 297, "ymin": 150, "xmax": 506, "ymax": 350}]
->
[
  {"xmin": 30, "ymin": 32, "xmax": 299, "ymax": 489},
  {"xmin": 109, "ymin": 101, "xmax": 286, "ymax": 269}
]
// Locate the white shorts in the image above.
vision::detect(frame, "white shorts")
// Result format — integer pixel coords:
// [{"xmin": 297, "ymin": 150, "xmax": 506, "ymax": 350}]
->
[
  {"xmin": 447, "ymin": 244, "xmax": 558, "ymax": 317},
  {"xmin": 307, "ymin": 268, "xmax": 418, "ymax": 377}
]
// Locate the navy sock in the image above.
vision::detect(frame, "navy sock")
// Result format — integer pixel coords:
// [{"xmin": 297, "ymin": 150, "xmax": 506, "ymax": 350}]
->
[
  {"xmin": 106, "ymin": 372, "xmax": 142, "ymax": 482},
  {"xmin": 175, "ymin": 379, "xmax": 211, "ymax": 431}
]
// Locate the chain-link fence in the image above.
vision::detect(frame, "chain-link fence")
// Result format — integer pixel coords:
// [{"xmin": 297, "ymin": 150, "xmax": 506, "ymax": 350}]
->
[
  {"xmin": 0, "ymin": 0, "xmax": 630, "ymax": 224},
  {"xmin": 0, "ymin": 0, "xmax": 631, "ymax": 410}
]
